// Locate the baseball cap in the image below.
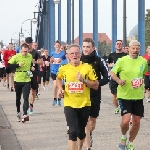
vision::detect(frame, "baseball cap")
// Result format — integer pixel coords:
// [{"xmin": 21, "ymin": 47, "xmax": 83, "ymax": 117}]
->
[{"xmin": 25, "ymin": 37, "xmax": 33, "ymax": 43}]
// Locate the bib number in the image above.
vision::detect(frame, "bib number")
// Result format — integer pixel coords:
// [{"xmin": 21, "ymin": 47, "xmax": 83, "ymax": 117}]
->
[
  {"xmin": 68, "ymin": 82, "xmax": 83, "ymax": 93},
  {"xmin": 131, "ymin": 78, "xmax": 143, "ymax": 88}
]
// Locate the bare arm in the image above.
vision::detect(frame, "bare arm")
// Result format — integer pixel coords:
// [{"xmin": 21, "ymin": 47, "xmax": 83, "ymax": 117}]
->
[
  {"xmin": 76, "ymin": 72, "xmax": 99, "ymax": 90},
  {"xmin": 56, "ymin": 77, "xmax": 64, "ymax": 98},
  {"xmin": 109, "ymin": 71, "xmax": 126, "ymax": 86},
  {"xmin": 83, "ymin": 79, "xmax": 99, "ymax": 90}
]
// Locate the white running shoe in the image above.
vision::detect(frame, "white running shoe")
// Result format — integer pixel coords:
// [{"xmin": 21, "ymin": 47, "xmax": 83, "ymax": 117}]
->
[
  {"xmin": 17, "ymin": 112, "xmax": 21, "ymax": 122},
  {"xmin": 147, "ymin": 97, "xmax": 150, "ymax": 102}
]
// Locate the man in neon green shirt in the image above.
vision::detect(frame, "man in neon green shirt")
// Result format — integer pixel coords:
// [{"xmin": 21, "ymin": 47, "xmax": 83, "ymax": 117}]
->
[
  {"xmin": 110, "ymin": 40, "xmax": 148, "ymax": 150},
  {"xmin": 8, "ymin": 43, "xmax": 33, "ymax": 123}
]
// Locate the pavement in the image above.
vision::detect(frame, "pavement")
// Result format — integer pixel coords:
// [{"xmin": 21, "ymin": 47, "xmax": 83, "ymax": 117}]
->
[{"xmin": 0, "ymin": 81, "xmax": 150, "ymax": 150}]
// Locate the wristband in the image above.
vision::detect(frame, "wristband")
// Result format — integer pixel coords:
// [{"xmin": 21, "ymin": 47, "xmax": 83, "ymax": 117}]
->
[{"xmin": 83, "ymin": 79, "xmax": 87, "ymax": 84}]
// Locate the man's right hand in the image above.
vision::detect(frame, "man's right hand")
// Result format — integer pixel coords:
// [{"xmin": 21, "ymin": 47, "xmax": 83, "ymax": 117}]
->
[
  {"xmin": 117, "ymin": 79, "xmax": 126, "ymax": 86},
  {"xmin": 58, "ymin": 89, "xmax": 64, "ymax": 98}
]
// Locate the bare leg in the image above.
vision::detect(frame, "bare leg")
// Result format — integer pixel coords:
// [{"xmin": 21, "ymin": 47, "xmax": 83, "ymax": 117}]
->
[
  {"xmin": 68, "ymin": 140, "xmax": 77, "ymax": 150},
  {"xmin": 85, "ymin": 117, "xmax": 96, "ymax": 149},
  {"xmin": 129, "ymin": 115, "xmax": 141, "ymax": 142},
  {"xmin": 112, "ymin": 94, "xmax": 118, "ymax": 108}
]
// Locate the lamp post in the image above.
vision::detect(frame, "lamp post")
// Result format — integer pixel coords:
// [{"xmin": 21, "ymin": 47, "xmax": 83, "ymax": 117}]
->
[
  {"xmin": 53, "ymin": 0, "xmax": 61, "ymax": 42},
  {"xmin": 11, "ymin": 32, "xmax": 17, "ymax": 43},
  {"xmin": 123, "ymin": 0, "xmax": 127, "ymax": 47},
  {"xmin": 20, "ymin": 18, "xmax": 37, "ymax": 39},
  {"xmin": 72, "ymin": 0, "xmax": 74, "ymax": 43}
]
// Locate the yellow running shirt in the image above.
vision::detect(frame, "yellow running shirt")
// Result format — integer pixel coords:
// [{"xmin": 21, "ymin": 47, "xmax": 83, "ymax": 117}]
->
[{"xmin": 57, "ymin": 61, "xmax": 97, "ymax": 108}]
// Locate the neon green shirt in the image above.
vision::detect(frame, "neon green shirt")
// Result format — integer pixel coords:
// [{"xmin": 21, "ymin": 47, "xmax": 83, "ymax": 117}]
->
[
  {"xmin": 111, "ymin": 56, "xmax": 148, "ymax": 100},
  {"xmin": 8, "ymin": 53, "xmax": 32, "ymax": 82}
]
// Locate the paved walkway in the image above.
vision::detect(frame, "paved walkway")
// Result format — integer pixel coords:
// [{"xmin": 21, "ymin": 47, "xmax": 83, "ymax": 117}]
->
[{"xmin": 0, "ymin": 81, "xmax": 150, "ymax": 150}]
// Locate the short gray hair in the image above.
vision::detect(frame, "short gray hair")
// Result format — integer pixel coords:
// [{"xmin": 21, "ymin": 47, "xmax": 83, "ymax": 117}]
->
[
  {"xmin": 129, "ymin": 40, "xmax": 140, "ymax": 47},
  {"xmin": 67, "ymin": 44, "xmax": 81, "ymax": 53}
]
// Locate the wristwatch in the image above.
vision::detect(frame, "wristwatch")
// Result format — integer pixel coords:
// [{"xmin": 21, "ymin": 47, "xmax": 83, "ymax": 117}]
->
[{"xmin": 83, "ymin": 79, "xmax": 87, "ymax": 84}]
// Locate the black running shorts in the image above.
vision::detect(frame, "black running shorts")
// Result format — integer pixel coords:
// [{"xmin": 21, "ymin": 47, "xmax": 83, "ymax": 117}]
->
[
  {"xmin": 51, "ymin": 73, "xmax": 56, "ymax": 80},
  {"xmin": 119, "ymin": 99, "xmax": 144, "ymax": 117},
  {"xmin": 90, "ymin": 96, "xmax": 101, "ymax": 118}
]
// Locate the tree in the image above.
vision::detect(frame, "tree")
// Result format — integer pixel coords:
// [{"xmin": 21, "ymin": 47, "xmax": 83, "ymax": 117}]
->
[
  {"xmin": 98, "ymin": 41, "xmax": 111, "ymax": 56},
  {"xmin": 145, "ymin": 9, "xmax": 150, "ymax": 49}
]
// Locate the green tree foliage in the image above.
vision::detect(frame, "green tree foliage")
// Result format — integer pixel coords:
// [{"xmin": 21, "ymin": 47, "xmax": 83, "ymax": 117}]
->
[
  {"xmin": 98, "ymin": 41, "xmax": 111, "ymax": 56},
  {"xmin": 145, "ymin": 9, "xmax": 150, "ymax": 49}
]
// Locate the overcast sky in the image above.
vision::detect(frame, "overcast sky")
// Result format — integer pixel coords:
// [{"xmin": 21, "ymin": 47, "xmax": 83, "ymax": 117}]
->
[{"xmin": 0, "ymin": 0, "xmax": 150, "ymax": 46}]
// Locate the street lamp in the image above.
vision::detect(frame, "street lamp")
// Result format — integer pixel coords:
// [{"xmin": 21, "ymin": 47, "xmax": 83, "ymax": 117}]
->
[
  {"xmin": 11, "ymin": 32, "xmax": 17, "ymax": 44},
  {"xmin": 53, "ymin": 0, "xmax": 60, "ymax": 4},
  {"xmin": 20, "ymin": 18, "xmax": 37, "ymax": 38}
]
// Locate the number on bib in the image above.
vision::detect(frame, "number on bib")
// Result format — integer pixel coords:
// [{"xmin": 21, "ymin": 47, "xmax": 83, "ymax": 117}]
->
[
  {"xmin": 131, "ymin": 78, "xmax": 143, "ymax": 88},
  {"xmin": 68, "ymin": 82, "xmax": 84, "ymax": 93}
]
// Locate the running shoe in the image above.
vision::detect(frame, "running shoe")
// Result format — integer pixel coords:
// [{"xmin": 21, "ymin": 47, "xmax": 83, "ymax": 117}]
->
[
  {"xmin": 52, "ymin": 100, "xmax": 57, "ymax": 106},
  {"xmin": 35, "ymin": 95, "xmax": 39, "ymax": 100},
  {"xmin": 114, "ymin": 108, "xmax": 120, "ymax": 114},
  {"xmin": 126, "ymin": 143, "xmax": 134, "ymax": 150},
  {"xmin": 57, "ymin": 100, "xmax": 61, "ymax": 106},
  {"xmin": 28, "ymin": 106, "xmax": 33, "ymax": 114},
  {"xmin": 17, "ymin": 112, "xmax": 21, "ymax": 122},
  {"xmin": 22, "ymin": 115, "xmax": 29, "ymax": 123},
  {"xmin": 119, "ymin": 137, "xmax": 127, "ymax": 150}
]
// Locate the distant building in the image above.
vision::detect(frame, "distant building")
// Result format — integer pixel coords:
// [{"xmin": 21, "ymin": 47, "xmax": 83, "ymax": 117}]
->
[
  {"xmin": 74, "ymin": 33, "xmax": 111, "ymax": 44},
  {"xmin": 127, "ymin": 24, "xmax": 138, "ymax": 41}
]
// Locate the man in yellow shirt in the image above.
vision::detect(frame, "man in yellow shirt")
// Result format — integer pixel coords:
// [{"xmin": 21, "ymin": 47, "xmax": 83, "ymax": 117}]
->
[{"xmin": 56, "ymin": 44, "xmax": 99, "ymax": 150}]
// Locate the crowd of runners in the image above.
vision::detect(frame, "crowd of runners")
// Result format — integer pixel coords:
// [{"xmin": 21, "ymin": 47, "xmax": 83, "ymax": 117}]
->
[{"xmin": 0, "ymin": 37, "xmax": 150, "ymax": 150}]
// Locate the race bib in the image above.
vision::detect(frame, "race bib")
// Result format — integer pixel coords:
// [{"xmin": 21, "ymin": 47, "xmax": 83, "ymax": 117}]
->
[
  {"xmin": 68, "ymin": 82, "xmax": 84, "ymax": 93},
  {"xmin": 53, "ymin": 58, "xmax": 60, "ymax": 64},
  {"xmin": 131, "ymin": 78, "xmax": 143, "ymax": 88}
]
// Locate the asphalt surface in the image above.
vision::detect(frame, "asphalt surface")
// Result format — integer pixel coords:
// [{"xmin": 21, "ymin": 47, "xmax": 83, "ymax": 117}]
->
[{"xmin": 0, "ymin": 81, "xmax": 150, "ymax": 150}]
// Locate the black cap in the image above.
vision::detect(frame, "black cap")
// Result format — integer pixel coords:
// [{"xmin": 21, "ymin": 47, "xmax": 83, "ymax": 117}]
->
[{"xmin": 25, "ymin": 37, "xmax": 33, "ymax": 43}]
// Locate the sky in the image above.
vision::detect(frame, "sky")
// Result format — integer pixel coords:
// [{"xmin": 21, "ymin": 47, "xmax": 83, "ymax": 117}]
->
[{"xmin": 0, "ymin": 0, "xmax": 150, "ymax": 46}]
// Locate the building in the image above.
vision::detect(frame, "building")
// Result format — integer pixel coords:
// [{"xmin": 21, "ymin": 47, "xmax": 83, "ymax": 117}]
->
[{"xmin": 74, "ymin": 33, "xmax": 111, "ymax": 45}]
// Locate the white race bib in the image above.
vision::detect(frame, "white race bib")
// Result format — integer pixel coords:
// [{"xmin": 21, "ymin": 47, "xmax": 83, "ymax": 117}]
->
[
  {"xmin": 68, "ymin": 82, "xmax": 84, "ymax": 93},
  {"xmin": 131, "ymin": 78, "xmax": 143, "ymax": 88}
]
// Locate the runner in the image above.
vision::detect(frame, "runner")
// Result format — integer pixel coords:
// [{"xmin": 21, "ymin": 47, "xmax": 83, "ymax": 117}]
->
[
  {"xmin": 42, "ymin": 50, "xmax": 50, "ymax": 90},
  {"xmin": 56, "ymin": 44, "xmax": 99, "ymax": 150},
  {"xmin": 3, "ymin": 43, "xmax": 16, "ymax": 91},
  {"xmin": 110, "ymin": 40, "xmax": 148, "ymax": 150},
  {"xmin": 81, "ymin": 38, "xmax": 109, "ymax": 149},
  {"xmin": 0, "ymin": 48, "xmax": 6, "ymax": 86},
  {"xmin": 50, "ymin": 40, "xmax": 65, "ymax": 106},
  {"xmin": 143, "ymin": 45, "xmax": 150, "ymax": 102},
  {"xmin": 25, "ymin": 37, "xmax": 42, "ymax": 114},
  {"xmin": 107, "ymin": 40, "xmax": 127, "ymax": 114},
  {"xmin": 8, "ymin": 43, "xmax": 33, "ymax": 123}
]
